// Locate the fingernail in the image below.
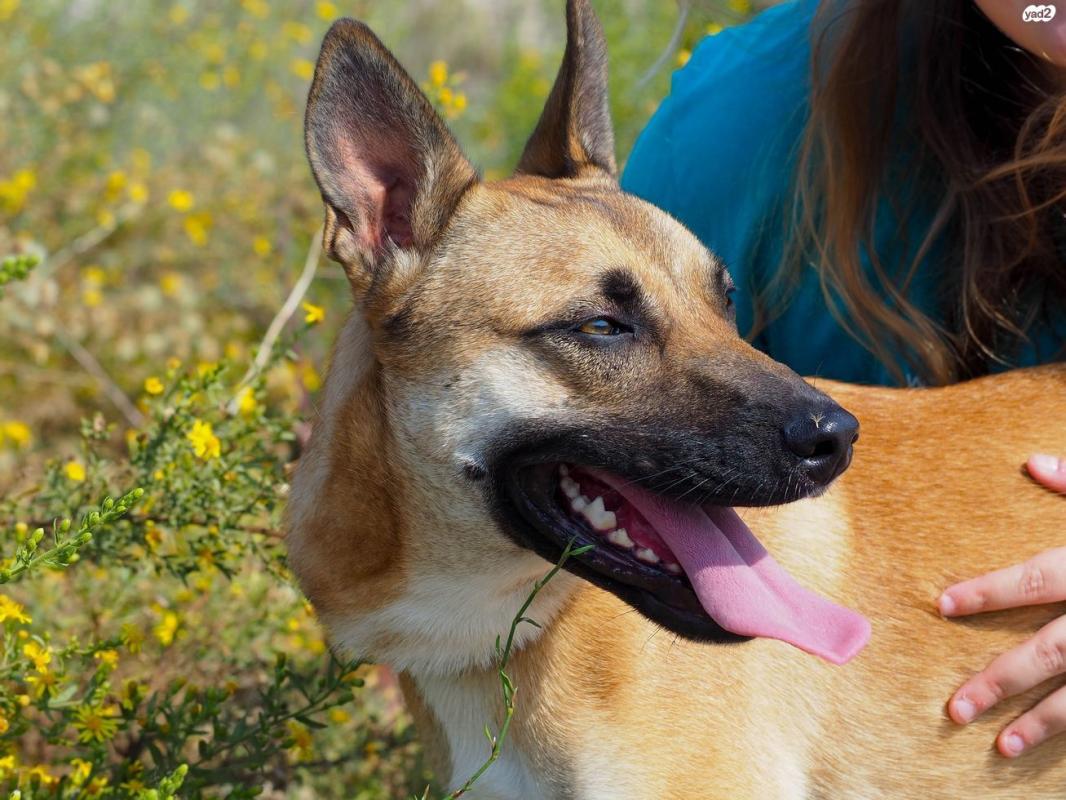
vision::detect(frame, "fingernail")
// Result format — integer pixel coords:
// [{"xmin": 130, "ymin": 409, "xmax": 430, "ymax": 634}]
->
[
  {"xmin": 953, "ymin": 696, "xmax": 977, "ymax": 723},
  {"xmin": 1002, "ymin": 732, "xmax": 1025, "ymax": 757},
  {"xmin": 938, "ymin": 593, "xmax": 956, "ymax": 616},
  {"xmin": 1031, "ymin": 454, "xmax": 1062, "ymax": 474}
]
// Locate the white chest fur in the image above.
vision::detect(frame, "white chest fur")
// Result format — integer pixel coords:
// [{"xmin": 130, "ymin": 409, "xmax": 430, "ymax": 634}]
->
[{"xmin": 415, "ymin": 672, "xmax": 546, "ymax": 800}]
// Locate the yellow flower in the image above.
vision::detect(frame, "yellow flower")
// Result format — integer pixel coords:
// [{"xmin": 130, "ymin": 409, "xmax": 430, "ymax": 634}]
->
[
  {"xmin": 82, "ymin": 287, "xmax": 103, "ymax": 307},
  {"xmin": 290, "ymin": 58, "xmax": 314, "ymax": 81},
  {"xmin": 728, "ymin": 0, "xmax": 751, "ymax": 12},
  {"xmin": 428, "ymin": 60, "xmax": 448, "ymax": 88},
  {"xmin": 93, "ymin": 649, "xmax": 119, "ymax": 670},
  {"xmin": 236, "ymin": 386, "xmax": 258, "ymax": 417},
  {"xmin": 302, "ymin": 301, "xmax": 324, "ymax": 325},
  {"xmin": 86, "ymin": 776, "xmax": 110, "ymax": 796},
  {"xmin": 240, "ymin": 0, "xmax": 269, "ymax": 18},
  {"xmin": 0, "ymin": 167, "xmax": 36, "ymax": 213},
  {"xmin": 23, "ymin": 641, "xmax": 52, "ymax": 671},
  {"xmin": 154, "ymin": 610, "xmax": 180, "ymax": 646},
  {"xmin": 25, "ymin": 764, "xmax": 57, "ymax": 786},
  {"xmin": 252, "ymin": 235, "xmax": 273, "ymax": 257},
  {"xmin": 74, "ymin": 62, "xmax": 115, "ymax": 103},
  {"xmin": 168, "ymin": 4, "xmax": 188, "ymax": 25},
  {"xmin": 159, "ymin": 270, "xmax": 182, "ymax": 297},
  {"xmin": 328, "ymin": 707, "xmax": 350, "ymax": 724},
  {"xmin": 223, "ymin": 64, "xmax": 241, "ymax": 88},
  {"xmin": 0, "ymin": 709, "xmax": 8, "ymax": 734},
  {"xmin": 183, "ymin": 211, "xmax": 212, "ymax": 246},
  {"xmin": 72, "ymin": 702, "xmax": 120, "ymax": 744},
  {"xmin": 0, "ymin": 594, "xmax": 30, "ymax": 624},
  {"xmin": 315, "ymin": 1, "xmax": 337, "ymax": 20},
  {"xmin": 1, "ymin": 420, "xmax": 31, "ymax": 448},
  {"xmin": 0, "ymin": 755, "xmax": 14, "ymax": 779},
  {"xmin": 0, "ymin": 0, "xmax": 19, "ymax": 22},
  {"xmin": 301, "ymin": 362, "xmax": 322, "ymax": 392},
  {"xmin": 677, "ymin": 48, "xmax": 691, "ymax": 67},
  {"xmin": 706, "ymin": 22, "xmax": 724, "ymax": 35},
  {"xmin": 82, "ymin": 265, "xmax": 106, "ymax": 286},
  {"xmin": 282, "ymin": 21, "xmax": 312, "ymax": 44},
  {"xmin": 167, "ymin": 188, "xmax": 194, "ymax": 212},
  {"xmin": 286, "ymin": 719, "xmax": 314, "ymax": 761},
  {"xmin": 26, "ymin": 669, "xmax": 57, "ymax": 698},
  {"xmin": 144, "ymin": 376, "xmax": 164, "ymax": 395},
  {"xmin": 128, "ymin": 181, "xmax": 149, "ymax": 203},
  {"xmin": 70, "ymin": 758, "xmax": 92, "ymax": 786},
  {"xmin": 120, "ymin": 622, "xmax": 144, "ymax": 653},
  {"xmin": 199, "ymin": 71, "xmax": 221, "ymax": 91},
  {"xmin": 64, "ymin": 460, "xmax": 87, "ymax": 482},
  {"xmin": 186, "ymin": 420, "xmax": 221, "ymax": 460}
]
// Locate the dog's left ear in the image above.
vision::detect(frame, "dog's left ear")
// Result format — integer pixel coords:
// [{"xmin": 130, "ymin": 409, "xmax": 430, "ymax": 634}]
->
[
  {"xmin": 516, "ymin": 0, "xmax": 616, "ymax": 180},
  {"xmin": 304, "ymin": 19, "xmax": 478, "ymax": 287}
]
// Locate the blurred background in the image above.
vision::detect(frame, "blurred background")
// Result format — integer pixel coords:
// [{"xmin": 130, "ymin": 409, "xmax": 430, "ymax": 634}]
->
[{"xmin": 0, "ymin": 1, "xmax": 760, "ymax": 796}]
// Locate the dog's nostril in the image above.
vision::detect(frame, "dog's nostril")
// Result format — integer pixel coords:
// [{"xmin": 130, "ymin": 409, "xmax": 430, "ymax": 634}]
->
[
  {"xmin": 810, "ymin": 438, "xmax": 836, "ymax": 459},
  {"xmin": 782, "ymin": 407, "xmax": 860, "ymax": 483}
]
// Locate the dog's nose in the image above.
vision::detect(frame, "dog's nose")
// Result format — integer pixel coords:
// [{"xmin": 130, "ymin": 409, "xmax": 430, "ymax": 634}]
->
[{"xmin": 782, "ymin": 406, "xmax": 859, "ymax": 485}]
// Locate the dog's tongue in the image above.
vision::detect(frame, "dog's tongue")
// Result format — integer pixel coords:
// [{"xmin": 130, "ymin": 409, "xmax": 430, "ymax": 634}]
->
[{"xmin": 593, "ymin": 472, "xmax": 870, "ymax": 665}]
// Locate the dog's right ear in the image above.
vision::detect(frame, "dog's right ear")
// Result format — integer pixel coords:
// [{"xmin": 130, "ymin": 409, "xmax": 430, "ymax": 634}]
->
[{"xmin": 305, "ymin": 20, "xmax": 478, "ymax": 290}]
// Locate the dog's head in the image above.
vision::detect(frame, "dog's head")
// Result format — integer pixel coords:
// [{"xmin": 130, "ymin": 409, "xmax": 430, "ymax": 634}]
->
[{"xmin": 288, "ymin": 0, "xmax": 866, "ymax": 673}]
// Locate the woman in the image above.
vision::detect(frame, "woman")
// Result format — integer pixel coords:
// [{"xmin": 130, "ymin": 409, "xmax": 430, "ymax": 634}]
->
[{"xmin": 622, "ymin": 0, "xmax": 1066, "ymax": 758}]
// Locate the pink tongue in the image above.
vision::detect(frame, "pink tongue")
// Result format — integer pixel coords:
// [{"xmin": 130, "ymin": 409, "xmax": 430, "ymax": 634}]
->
[{"xmin": 593, "ymin": 472, "xmax": 870, "ymax": 665}]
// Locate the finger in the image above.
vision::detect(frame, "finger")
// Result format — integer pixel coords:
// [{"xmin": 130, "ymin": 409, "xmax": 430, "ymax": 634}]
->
[
  {"xmin": 938, "ymin": 547, "xmax": 1066, "ymax": 617},
  {"xmin": 949, "ymin": 615, "xmax": 1066, "ymax": 724},
  {"xmin": 996, "ymin": 684, "xmax": 1066, "ymax": 758},
  {"xmin": 1028, "ymin": 454, "xmax": 1066, "ymax": 494}
]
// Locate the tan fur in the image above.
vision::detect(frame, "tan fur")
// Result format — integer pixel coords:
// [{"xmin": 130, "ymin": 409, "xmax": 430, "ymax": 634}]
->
[
  {"xmin": 289, "ymin": 6, "xmax": 1066, "ymax": 797},
  {"xmin": 289, "ymin": 177, "xmax": 1066, "ymax": 798}
]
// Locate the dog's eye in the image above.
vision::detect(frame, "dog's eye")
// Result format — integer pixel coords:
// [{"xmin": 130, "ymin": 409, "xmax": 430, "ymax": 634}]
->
[
  {"xmin": 576, "ymin": 317, "xmax": 628, "ymax": 336},
  {"xmin": 725, "ymin": 286, "xmax": 736, "ymax": 308}
]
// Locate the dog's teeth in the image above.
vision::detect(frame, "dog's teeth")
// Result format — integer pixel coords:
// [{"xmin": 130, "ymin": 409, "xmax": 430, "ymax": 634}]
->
[
  {"xmin": 606, "ymin": 528, "xmax": 634, "ymax": 549},
  {"xmin": 571, "ymin": 495, "xmax": 589, "ymax": 512},
  {"xmin": 664, "ymin": 562, "xmax": 682, "ymax": 575},
  {"xmin": 595, "ymin": 509, "xmax": 617, "ymax": 531},
  {"xmin": 560, "ymin": 476, "xmax": 580, "ymax": 500},
  {"xmin": 635, "ymin": 547, "xmax": 660, "ymax": 564},
  {"xmin": 580, "ymin": 496, "xmax": 617, "ymax": 532}
]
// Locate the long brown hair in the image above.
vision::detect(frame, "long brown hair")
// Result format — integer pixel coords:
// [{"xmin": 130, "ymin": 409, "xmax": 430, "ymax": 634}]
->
[{"xmin": 753, "ymin": 0, "xmax": 1066, "ymax": 385}]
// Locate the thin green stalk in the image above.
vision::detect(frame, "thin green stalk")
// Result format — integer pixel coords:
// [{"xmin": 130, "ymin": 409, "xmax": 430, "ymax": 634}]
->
[{"xmin": 433, "ymin": 538, "xmax": 593, "ymax": 800}]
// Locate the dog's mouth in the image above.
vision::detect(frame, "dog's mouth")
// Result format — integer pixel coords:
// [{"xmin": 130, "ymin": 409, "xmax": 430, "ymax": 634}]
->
[{"xmin": 505, "ymin": 462, "xmax": 870, "ymax": 665}]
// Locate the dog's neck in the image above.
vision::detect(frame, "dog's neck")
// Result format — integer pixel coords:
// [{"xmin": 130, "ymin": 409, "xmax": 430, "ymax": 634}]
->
[{"xmin": 288, "ymin": 312, "xmax": 579, "ymax": 675}]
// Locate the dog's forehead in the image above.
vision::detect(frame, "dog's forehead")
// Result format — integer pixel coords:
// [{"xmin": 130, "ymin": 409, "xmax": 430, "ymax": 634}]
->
[{"xmin": 435, "ymin": 177, "xmax": 718, "ymax": 305}]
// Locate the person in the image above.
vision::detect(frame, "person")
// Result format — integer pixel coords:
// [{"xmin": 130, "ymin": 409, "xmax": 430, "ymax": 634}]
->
[{"xmin": 621, "ymin": 0, "xmax": 1066, "ymax": 758}]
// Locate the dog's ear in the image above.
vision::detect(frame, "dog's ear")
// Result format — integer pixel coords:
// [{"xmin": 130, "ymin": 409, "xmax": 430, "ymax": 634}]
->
[
  {"xmin": 305, "ymin": 19, "xmax": 478, "ymax": 287},
  {"xmin": 516, "ymin": 0, "xmax": 616, "ymax": 180}
]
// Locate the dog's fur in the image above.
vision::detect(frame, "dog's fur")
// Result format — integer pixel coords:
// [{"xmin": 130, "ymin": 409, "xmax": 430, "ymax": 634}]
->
[{"xmin": 287, "ymin": 3, "xmax": 1066, "ymax": 797}]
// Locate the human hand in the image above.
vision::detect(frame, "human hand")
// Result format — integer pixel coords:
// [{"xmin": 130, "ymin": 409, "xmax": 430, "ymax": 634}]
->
[
  {"xmin": 937, "ymin": 455, "xmax": 1066, "ymax": 758},
  {"xmin": 1027, "ymin": 455, "xmax": 1066, "ymax": 494}
]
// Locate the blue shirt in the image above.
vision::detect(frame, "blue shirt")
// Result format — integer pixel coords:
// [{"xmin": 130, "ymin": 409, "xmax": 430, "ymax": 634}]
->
[{"xmin": 622, "ymin": 0, "xmax": 1063, "ymax": 386}]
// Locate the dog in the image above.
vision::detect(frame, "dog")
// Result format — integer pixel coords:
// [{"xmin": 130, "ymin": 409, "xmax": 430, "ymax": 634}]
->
[{"xmin": 287, "ymin": 2, "xmax": 1066, "ymax": 796}]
